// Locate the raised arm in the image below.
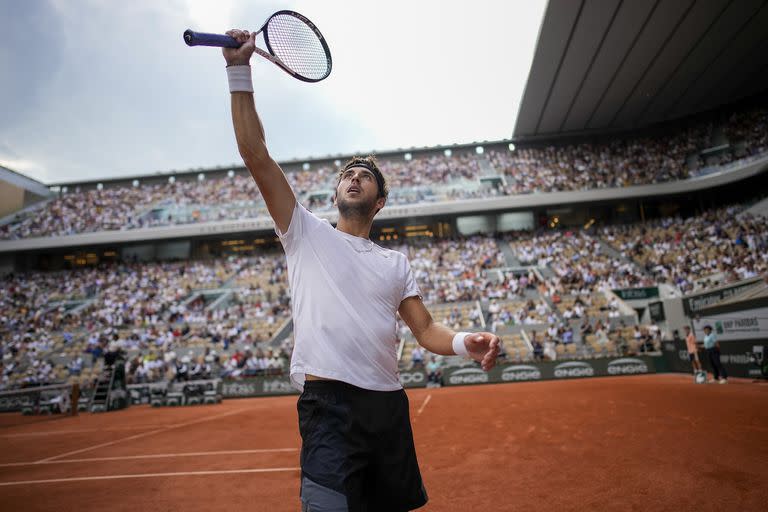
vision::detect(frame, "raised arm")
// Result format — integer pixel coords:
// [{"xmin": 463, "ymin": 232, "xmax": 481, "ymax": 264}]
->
[
  {"xmin": 224, "ymin": 29, "xmax": 296, "ymax": 233},
  {"xmin": 398, "ymin": 296, "xmax": 501, "ymax": 371}
]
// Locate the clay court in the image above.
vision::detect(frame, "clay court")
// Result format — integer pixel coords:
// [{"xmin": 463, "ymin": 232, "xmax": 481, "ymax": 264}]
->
[{"xmin": 0, "ymin": 374, "xmax": 766, "ymax": 511}]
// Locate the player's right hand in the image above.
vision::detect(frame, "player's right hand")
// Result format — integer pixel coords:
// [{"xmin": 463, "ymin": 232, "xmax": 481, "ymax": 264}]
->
[{"xmin": 223, "ymin": 29, "xmax": 256, "ymax": 66}]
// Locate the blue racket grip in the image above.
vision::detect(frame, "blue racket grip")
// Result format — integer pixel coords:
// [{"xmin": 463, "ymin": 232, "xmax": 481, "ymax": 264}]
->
[{"xmin": 183, "ymin": 30, "xmax": 241, "ymax": 48}]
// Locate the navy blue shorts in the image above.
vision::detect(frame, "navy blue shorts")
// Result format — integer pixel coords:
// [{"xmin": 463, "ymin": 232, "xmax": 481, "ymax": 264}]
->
[{"xmin": 297, "ymin": 380, "xmax": 428, "ymax": 511}]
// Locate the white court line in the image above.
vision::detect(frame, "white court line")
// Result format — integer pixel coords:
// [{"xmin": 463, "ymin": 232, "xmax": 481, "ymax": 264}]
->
[
  {"xmin": 0, "ymin": 467, "xmax": 301, "ymax": 487},
  {"xmin": 417, "ymin": 394, "xmax": 432, "ymax": 416},
  {"xmin": 1, "ymin": 425, "xmax": 171, "ymax": 438},
  {"xmin": 36, "ymin": 408, "xmax": 247, "ymax": 463},
  {"xmin": 0, "ymin": 448, "xmax": 298, "ymax": 468}
]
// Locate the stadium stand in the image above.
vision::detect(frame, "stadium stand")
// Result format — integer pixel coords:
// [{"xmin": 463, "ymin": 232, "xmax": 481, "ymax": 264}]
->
[
  {"xmin": 602, "ymin": 205, "xmax": 768, "ymax": 294},
  {"xmin": 4, "ymin": 196, "xmax": 764, "ymax": 392},
  {"xmin": 1, "ymin": 94, "xmax": 767, "ymax": 394},
  {"xmin": 1, "ymin": 104, "xmax": 765, "ymax": 240}
]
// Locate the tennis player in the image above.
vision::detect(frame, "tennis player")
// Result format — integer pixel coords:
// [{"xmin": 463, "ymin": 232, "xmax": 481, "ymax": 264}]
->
[{"xmin": 222, "ymin": 30, "xmax": 501, "ymax": 511}]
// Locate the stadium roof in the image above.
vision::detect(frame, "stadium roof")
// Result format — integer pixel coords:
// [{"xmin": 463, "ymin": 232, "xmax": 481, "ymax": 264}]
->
[{"xmin": 513, "ymin": 0, "xmax": 768, "ymax": 139}]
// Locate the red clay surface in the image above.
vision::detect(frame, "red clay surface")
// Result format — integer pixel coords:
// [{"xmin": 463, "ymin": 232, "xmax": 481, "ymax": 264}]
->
[{"xmin": 1, "ymin": 374, "xmax": 766, "ymax": 511}]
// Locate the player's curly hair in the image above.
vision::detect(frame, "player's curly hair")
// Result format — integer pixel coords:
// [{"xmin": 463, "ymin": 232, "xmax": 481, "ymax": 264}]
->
[{"xmin": 337, "ymin": 156, "xmax": 389, "ymax": 200}]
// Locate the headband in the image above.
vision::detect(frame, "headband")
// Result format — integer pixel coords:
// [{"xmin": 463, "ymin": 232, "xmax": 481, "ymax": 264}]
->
[{"xmin": 342, "ymin": 161, "xmax": 386, "ymax": 198}]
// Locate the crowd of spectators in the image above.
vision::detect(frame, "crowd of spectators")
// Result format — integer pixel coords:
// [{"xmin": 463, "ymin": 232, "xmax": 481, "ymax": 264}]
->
[
  {"xmin": 491, "ymin": 106, "xmax": 767, "ymax": 193},
  {"xmin": 486, "ymin": 296, "xmax": 550, "ymax": 332},
  {"xmin": 528, "ymin": 318, "xmax": 662, "ymax": 362},
  {"xmin": 382, "ymin": 153, "xmax": 481, "ymax": 189},
  {"xmin": 2, "ymin": 201, "xmax": 767, "ymax": 390},
  {"xmin": 724, "ymin": 107, "xmax": 768, "ymax": 158},
  {"xmin": 603, "ymin": 206, "xmax": 768, "ymax": 293},
  {"xmin": 488, "ymin": 136, "xmax": 690, "ymax": 193},
  {"xmin": 1, "ymin": 334, "xmax": 57, "ymax": 389},
  {"xmin": 512, "ymin": 231, "xmax": 654, "ymax": 296},
  {"xmin": 0, "ymin": 174, "xmax": 264, "ymax": 240},
  {"xmin": 0, "ymin": 254, "xmax": 292, "ymax": 391},
  {"xmin": 406, "ymin": 236, "xmax": 507, "ymax": 303},
  {"xmin": 2, "ymin": 105, "xmax": 765, "ymax": 240}
]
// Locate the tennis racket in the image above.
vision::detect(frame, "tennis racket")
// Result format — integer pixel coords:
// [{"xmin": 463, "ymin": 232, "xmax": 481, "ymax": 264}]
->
[{"xmin": 184, "ymin": 10, "xmax": 332, "ymax": 83}]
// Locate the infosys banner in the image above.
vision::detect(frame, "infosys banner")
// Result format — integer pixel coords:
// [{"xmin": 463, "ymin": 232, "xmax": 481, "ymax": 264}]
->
[
  {"xmin": 682, "ymin": 278, "xmax": 762, "ymax": 316},
  {"xmin": 442, "ymin": 357, "xmax": 657, "ymax": 386}
]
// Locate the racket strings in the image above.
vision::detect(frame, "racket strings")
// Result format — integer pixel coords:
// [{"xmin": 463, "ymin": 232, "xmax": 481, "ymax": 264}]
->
[{"xmin": 266, "ymin": 14, "xmax": 330, "ymax": 80}]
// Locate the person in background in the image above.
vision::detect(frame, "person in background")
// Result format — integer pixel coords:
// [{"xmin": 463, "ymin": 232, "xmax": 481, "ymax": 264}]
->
[
  {"xmin": 411, "ymin": 345, "xmax": 425, "ymax": 369},
  {"xmin": 684, "ymin": 326, "xmax": 703, "ymax": 376},
  {"xmin": 67, "ymin": 356, "xmax": 83, "ymax": 376},
  {"xmin": 426, "ymin": 356, "xmax": 442, "ymax": 387},
  {"xmin": 702, "ymin": 325, "xmax": 727, "ymax": 384},
  {"xmin": 175, "ymin": 356, "xmax": 190, "ymax": 382},
  {"xmin": 562, "ymin": 327, "xmax": 574, "ymax": 345}
]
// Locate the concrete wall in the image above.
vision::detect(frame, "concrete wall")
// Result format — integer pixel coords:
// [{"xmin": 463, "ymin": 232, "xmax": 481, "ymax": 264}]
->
[{"xmin": 0, "ymin": 183, "xmax": 24, "ymax": 219}]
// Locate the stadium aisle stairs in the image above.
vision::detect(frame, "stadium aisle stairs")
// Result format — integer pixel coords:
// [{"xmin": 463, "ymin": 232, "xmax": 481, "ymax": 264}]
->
[
  {"xmin": 538, "ymin": 266, "xmax": 556, "ymax": 280},
  {"xmin": 498, "ymin": 243, "xmax": 522, "ymax": 267},
  {"xmin": 268, "ymin": 317, "xmax": 294, "ymax": 347}
]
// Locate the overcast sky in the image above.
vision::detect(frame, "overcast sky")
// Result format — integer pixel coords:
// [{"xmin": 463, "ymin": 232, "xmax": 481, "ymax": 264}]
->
[{"xmin": 0, "ymin": 0, "xmax": 546, "ymax": 184}]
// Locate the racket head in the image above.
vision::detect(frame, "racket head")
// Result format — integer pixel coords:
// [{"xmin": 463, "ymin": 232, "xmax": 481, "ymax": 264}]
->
[{"xmin": 262, "ymin": 10, "xmax": 332, "ymax": 83}]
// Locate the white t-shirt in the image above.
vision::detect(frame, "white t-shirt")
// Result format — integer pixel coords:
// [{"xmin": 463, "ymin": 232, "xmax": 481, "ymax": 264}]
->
[{"xmin": 276, "ymin": 202, "xmax": 421, "ymax": 391}]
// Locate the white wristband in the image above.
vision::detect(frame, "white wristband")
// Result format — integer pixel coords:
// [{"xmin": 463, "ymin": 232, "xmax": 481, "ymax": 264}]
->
[
  {"xmin": 227, "ymin": 65, "xmax": 253, "ymax": 93},
  {"xmin": 452, "ymin": 332, "xmax": 470, "ymax": 357}
]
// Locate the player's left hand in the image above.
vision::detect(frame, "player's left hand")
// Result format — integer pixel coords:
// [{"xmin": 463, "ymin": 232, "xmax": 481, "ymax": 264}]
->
[{"xmin": 464, "ymin": 332, "xmax": 501, "ymax": 371}]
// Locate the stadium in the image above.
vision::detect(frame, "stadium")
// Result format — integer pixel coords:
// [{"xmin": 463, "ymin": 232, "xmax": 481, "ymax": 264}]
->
[{"xmin": 1, "ymin": 0, "xmax": 767, "ymax": 510}]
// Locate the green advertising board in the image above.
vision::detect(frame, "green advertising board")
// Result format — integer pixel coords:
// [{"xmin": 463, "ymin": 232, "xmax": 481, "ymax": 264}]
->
[
  {"xmin": 442, "ymin": 356, "xmax": 658, "ymax": 386},
  {"xmin": 221, "ymin": 368, "xmax": 429, "ymax": 398},
  {"xmin": 153, "ymin": 356, "xmax": 675, "ymax": 402},
  {"xmin": 661, "ymin": 339, "xmax": 768, "ymax": 379},
  {"xmin": 222, "ymin": 376, "xmax": 298, "ymax": 398},
  {"xmin": 399, "ymin": 368, "xmax": 428, "ymax": 388},
  {"xmin": 612, "ymin": 287, "xmax": 659, "ymax": 300}
]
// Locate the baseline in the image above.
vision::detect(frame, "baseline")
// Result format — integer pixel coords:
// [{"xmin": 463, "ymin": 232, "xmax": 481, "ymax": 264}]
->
[
  {"xmin": 0, "ymin": 467, "xmax": 301, "ymax": 487},
  {"xmin": 0, "ymin": 447, "xmax": 298, "ymax": 468}
]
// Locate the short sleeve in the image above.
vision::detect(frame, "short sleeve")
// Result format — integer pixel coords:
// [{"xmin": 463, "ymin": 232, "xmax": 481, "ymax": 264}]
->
[
  {"xmin": 401, "ymin": 258, "xmax": 422, "ymax": 302},
  {"xmin": 275, "ymin": 202, "xmax": 322, "ymax": 255}
]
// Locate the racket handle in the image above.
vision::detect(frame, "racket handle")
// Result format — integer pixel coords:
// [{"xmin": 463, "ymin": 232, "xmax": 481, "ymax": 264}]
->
[{"xmin": 183, "ymin": 30, "xmax": 241, "ymax": 48}]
